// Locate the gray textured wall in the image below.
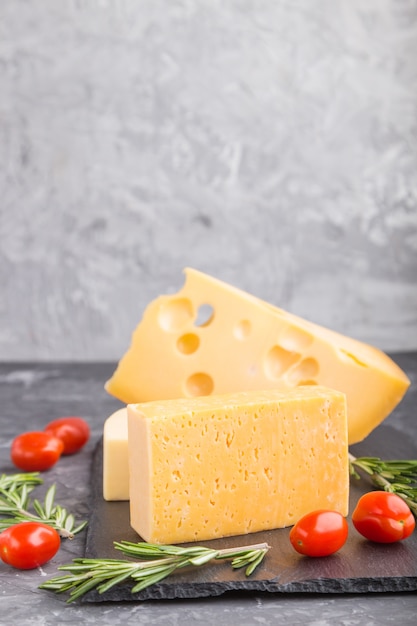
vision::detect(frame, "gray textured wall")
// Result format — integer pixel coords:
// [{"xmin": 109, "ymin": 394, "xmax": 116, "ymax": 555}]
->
[{"xmin": 1, "ymin": 0, "xmax": 417, "ymax": 361}]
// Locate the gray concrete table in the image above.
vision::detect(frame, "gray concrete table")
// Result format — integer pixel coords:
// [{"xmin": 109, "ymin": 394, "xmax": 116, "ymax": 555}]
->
[{"xmin": 1, "ymin": 357, "xmax": 417, "ymax": 626}]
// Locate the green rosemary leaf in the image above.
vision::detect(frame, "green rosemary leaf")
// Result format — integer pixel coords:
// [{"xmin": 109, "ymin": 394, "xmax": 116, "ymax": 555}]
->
[
  {"xmin": 131, "ymin": 562, "xmax": 175, "ymax": 579},
  {"xmin": 67, "ymin": 576, "xmax": 107, "ymax": 603},
  {"xmin": 232, "ymin": 549, "xmax": 261, "ymax": 566},
  {"xmin": 96, "ymin": 568, "xmax": 138, "ymax": 594},
  {"xmin": 44, "ymin": 485, "xmax": 56, "ymax": 518},
  {"xmin": 32, "ymin": 498, "xmax": 46, "ymax": 519},
  {"xmin": 245, "ymin": 550, "xmax": 267, "ymax": 576},
  {"xmin": 39, "ymin": 578, "xmax": 72, "ymax": 592},
  {"xmin": 130, "ymin": 564, "xmax": 178, "ymax": 594},
  {"xmin": 0, "ymin": 472, "xmax": 42, "ymax": 491},
  {"xmin": 60, "ymin": 558, "xmax": 126, "ymax": 570},
  {"xmin": 64, "ymin": 513, "xmax": 75, "ymax": 532},
  {"xmin": 2, "ymin": 488, "xmax": 21, "ymax": 508},
  {"xmin": 0, "ymin": 499, "xmax": 12, "ymax": 513},
  {"xmin": 188, "ymin": 550, "xmax": 219, "ymax": 567},
  {"xmin": 54, "ymin": 505, "xmax": 65, "ymax": 525},
  {"xmin": 48, "ymin": 573, "xmax": 89, "ymax": 587},
  {"xmin": 116, "ymin": 541, "xmax": 186, "ymax": 557},
  {"xmin": 71, "ymin": 520, "xmax": 88, "ymax": 535}
]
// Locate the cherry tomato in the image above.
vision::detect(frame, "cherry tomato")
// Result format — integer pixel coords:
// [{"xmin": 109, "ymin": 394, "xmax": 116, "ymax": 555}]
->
[
  {"xmin": 44, "ymin": 416, "xmax": 90, "ymax": 455},
  {"xmin": 10, "ymin": 431, "xmax": 64, "ymax": 471},
  {"xmin": 352, "ymin": 491, "xmax": 415, "ymax": 543},
  {"xmin": 0, "ymin": 522, "xmax": 60, "ymax": 570},
  {"xmin": 289, "ymin": 510, "xmax": 348, "ymax": 557}
]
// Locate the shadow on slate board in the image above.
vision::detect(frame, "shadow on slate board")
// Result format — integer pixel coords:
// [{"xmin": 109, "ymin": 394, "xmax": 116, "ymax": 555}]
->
[{"xmin": 83, "ymin": 424, "xmax": 417, "ymax": 602}]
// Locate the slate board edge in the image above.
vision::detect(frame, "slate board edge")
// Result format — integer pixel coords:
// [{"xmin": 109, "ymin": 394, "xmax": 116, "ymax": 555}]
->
[{"xmin": 81, "ymin": 573, "xmax": 417, "ymax": 604}]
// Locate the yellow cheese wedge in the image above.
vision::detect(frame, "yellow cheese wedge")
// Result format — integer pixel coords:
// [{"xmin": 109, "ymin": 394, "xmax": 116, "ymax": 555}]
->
[
  {"xmin": 106, "ymin": 268, "xmax": 410, "ymax": 445},
  {"xmin": 103, "ymin": 408, "xmax": 129, "ymax": 500},
  {"xmin": 127, "ymin": 386, "xmax": 349, "ymax": 544}
]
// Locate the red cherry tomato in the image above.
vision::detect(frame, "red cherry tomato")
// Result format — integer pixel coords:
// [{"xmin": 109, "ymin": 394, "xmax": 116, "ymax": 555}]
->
[
  {"xmin": 10, "ymin": 431, "xmax": 64, "ymax": 471},
  {"xmin": 44, "ymin": 416, "xmax": 90, "ymax": 455},
  {"xmin": 352, "ymin": 491, "xmax": 415, "ymax": 543},
  {"xmin": 0, "ymin": 522, "xmax": 60, "ymax": 570},
  {"xmin": 289, "ymin": 510, "xmax": 348, "ymax": 557}
]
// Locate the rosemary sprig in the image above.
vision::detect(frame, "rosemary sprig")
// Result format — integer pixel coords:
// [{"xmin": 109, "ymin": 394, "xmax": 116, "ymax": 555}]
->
[
  {"xmin": 349, "ymin": 453, "xmax": 417, "ymax": 516},
  {"xmin": 39, "ymin": 540, "xmax": 270, "ymax": 602},
  {"xmin": 0, "ymin": 472, "xmax": 87, "ymax": 538},
  {"xmin": 0, "ymin": 471, "xmax": 43, "ymax": 492}
]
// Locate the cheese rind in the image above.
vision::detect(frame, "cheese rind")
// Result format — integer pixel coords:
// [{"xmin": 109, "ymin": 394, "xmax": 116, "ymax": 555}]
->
[
  {"xmin": 127, "ymin": 386, "xmax": 349, "ymax": 544},
  {"xmin": 106, "ymin": 268, "xmax": 410, "ymax": 445},
  {"xmin": 103, "ymin": 408, "xmax": 129, "ymax": 501}
]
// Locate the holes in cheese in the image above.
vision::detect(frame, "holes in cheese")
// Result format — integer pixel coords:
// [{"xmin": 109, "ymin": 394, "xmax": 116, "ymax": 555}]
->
[
  {"xmin": 158, "ymin": 298, "xmax": 193, "ymax": 331},
  {"xmin": 105, "ymin": 268, "xmax": 410, "ymax": 446},
  {"xmin": 339, "ymin": 349, "xmax": 367, "ymax": 368},
  {"xmin": 195, "ymin": 303, "xmax": 214, "ymax": 327},
  {"xmin": 176, "ymin": 333, "xmax": 200, "ymax": 355},
  {"xmin": 184, "ymin": 372, "xmax": 214, "ymax": 397},
  {"xmin": 234, "ymin": 319, "xmax": 251, "ymax": 340},
  {"xmin": 127, "ymin": 386, "xmax": 349, "ymax": 544},
  {"xmin": 286, "ymin": 357, "xmax": 320, "ymax": 384},
  {"xmin": 264, "ymin": 345, "xmax": 302, "ymax": 378}
]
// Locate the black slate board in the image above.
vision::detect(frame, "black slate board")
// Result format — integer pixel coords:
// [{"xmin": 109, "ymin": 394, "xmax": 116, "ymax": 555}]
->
[{"xmin": 83, "ymin": 424, "xmax": 417, "ymax": 602}]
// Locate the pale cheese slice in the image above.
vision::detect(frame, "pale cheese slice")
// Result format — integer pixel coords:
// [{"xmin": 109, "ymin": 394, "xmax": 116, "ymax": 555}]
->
[
  {"xmin": 127, "ymin": 386, "xmax": 349, "ymax": 544},
  {"xmin": 103, "ymin": 408, "xmax": 129, "ymax": 501},
  {"xmin": 106, "ymin": 268, "xmax": 410, "ymax": 445}
]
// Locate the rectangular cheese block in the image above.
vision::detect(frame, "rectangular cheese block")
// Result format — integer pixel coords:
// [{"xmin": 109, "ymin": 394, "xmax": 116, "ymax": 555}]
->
[
  {"xmin": 127, "ymin": 386, "xmax": 349, "ymax": 544},
  {"xmin": 106, "ymin": 268, "xmax": 410, "ymax": 445},
  {"xmin": 103, "ymin": 408, "xmax": 129, "ymax": 500}
]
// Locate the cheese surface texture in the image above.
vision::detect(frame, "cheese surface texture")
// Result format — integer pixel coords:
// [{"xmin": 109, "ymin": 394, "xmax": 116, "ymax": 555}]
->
[
  {"xmin": 127, "ymin": 386, "xmax": 349, "ymax": 544},
  {"xmin": 103, "ymin": 408, "xmax": 129, "ymax": 501},
  {"xmin": 106, "ymin": 268, "xmax": 410, "ymax": 445}
]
